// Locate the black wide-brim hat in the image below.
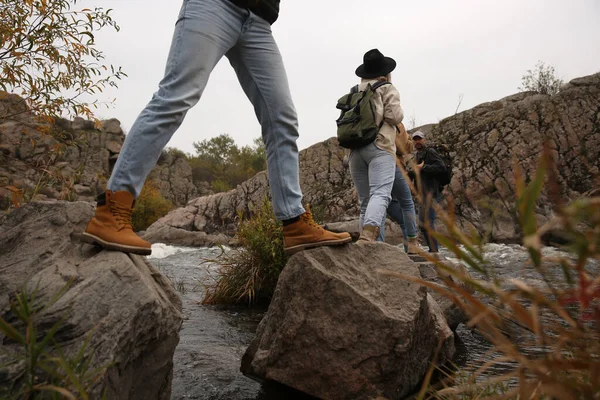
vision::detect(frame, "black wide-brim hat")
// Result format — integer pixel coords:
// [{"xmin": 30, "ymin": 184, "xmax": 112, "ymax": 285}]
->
[{"xmin": 355, "ymin": 48, "xmax": 397, "ymax": 79}]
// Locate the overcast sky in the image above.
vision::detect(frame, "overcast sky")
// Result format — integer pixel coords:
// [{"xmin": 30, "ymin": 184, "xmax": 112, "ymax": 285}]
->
[{"xmin": 80, "ymin": 0, "xmax": 600, "ymax": 154}]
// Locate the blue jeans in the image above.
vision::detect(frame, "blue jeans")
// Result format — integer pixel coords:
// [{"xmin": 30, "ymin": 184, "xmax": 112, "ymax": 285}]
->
[
  {"xmin": 108, "ymin": 0, "xmax": 305, "ymax": 221},
  {"xmin": 377, "ymin": 166, "xmax": 418, "ymax": 248},
  {"xmin": 349, "ymin": 143, "xmax": 395, "ymax": 228},
  {"xmin": 419, "ymin": 194, "xmax": 439, "ymax": 252}
]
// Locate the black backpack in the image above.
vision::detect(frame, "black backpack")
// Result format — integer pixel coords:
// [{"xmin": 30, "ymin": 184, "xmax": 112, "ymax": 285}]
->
[{"xmin": 428, "ymin": 144, "xmax": 453, "ymax": 187}]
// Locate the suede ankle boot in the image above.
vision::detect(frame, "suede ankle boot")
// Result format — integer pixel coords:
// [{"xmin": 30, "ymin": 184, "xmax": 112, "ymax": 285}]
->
[
  {"xmin": 358, "ymin": 225, "xmax": 379, "ymax": 242},
  {"xmin": 407, "ymin": 237, "xmax": 420, "ymax": 254},
  {"xmin": 81, "ymin": 190, "xmax": 152, "ymax": 255},
  {"xmin": 283, "ymin": 208, "xmax": 351, "ymax": 255}
]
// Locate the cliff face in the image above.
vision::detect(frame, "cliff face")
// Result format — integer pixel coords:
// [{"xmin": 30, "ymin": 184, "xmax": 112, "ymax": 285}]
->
[
  {"xmin": 149, "ymin": 151, "xmax": 197, "ymax": 206},
  {"xmin": 0, "ymin": 92, "xmax": 195, "ymax": 207},
  {"xmin": 142, "ymin": 139, "xmax": 358, "ymax": 246},
  {"xmin": 5, "ymin": 71, "xmax": 597, "ymax": 244},
  {"xmin": 146, "ymin": 73, "xmax": 600, "ymax": 244},
  {"xmin": 424, "ymin": 73, "xmax": 600, "ymax": 240}
]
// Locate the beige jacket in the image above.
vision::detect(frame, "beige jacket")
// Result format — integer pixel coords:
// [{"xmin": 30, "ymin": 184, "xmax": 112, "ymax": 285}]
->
[
  {"xmin": 359, "ymin": 78, "xmax": 404, "ymax": 155},
  {"xmin": 394, "ymin": 122, "xmax": 414, "ymax": 169}
]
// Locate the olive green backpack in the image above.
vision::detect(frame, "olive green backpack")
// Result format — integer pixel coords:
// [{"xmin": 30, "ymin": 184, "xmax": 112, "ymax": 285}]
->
[{"xmin": 335, "ymin": 81, "xmax": 391, "ymax": 149}]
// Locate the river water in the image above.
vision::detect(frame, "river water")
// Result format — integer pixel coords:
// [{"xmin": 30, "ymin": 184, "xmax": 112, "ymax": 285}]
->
[{"xmin": 148, "ymin": 243, "xmax": 596, "ymax": 400}]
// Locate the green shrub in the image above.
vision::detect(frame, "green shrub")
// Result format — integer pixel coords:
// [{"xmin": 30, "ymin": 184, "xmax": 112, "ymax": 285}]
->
[
  {"xmin": 202, "ymin": 197, "xmax": 287, "ymax": 305},
  {"xmin": 158, "ymin": 147, "xmax": 188, "ymax": 164},
  {"xmin": 210, "ymin": 179, "xmax": 232, "ymax": 193},
  {"xmin": 519, "ymin": 61, "xmax": 564, "ymax": 96},
  {"xmin": 0, "ymin": 282, "xmax": 108, "ymax": 399},
  {"xmin": 384, "ymin": 148, "xmax": 600, "ymax": 399},
  {"xmin": 131, "ymin": 179, "xmax": 173, "ymax": 231},
  {"xmin": 189, "ymin": 134, "xmax": 266, "ymax": 193}
]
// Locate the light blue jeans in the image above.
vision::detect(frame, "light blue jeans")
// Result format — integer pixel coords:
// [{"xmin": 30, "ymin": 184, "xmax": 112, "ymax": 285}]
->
[
  {"xmin": 377, "ymin": 166, "xmax": 418, "ymax": 249},
  {"xmin": 349, "ymin": 143, "xmax": 395, "ymax": 229},
  {"xmin": 108, "ymin": 0, "xmax": 305, "ymax": 221},
  {"xmin": 419, "ymin": 193, "xmax": 441, "ymax": 252}
]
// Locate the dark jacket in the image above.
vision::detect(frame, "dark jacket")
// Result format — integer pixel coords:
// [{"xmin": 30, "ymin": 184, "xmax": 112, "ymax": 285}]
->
[
  {"xmin": 230, "ymin": 0, "xmax": 280, "ymax": 24},
  {"xmin": 410, "ymin": 146, "xmax": 447, "ymax": 197}
]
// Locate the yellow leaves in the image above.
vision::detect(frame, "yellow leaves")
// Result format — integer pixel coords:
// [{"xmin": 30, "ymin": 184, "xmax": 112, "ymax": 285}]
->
[
  {"xmin": 5, "ymin": 185, "xmax": 24, "ymax": 208},
  {"xmin": 0, "ymin": 0, "xmax": 125, "ymax": 120},
  {"xmin": 131, "ymin": 180, "xmax": 173, "ymax": 231}
]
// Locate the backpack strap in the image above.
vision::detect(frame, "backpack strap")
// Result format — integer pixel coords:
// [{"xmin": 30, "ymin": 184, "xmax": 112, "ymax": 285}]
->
[
  {"xmin": 343, "ymin": 85, "xmax": 359, "ymax": 108},
  {"xmin": 370, "ymin": 81, "xmax": 392, "ymax": 91},
  {"xmin": 336, "ymin": 85, "xmax": 360, "ymax": 119},
  {"xmin": 369, "ymin": 81, "xmax": 391, "ymax": 128},
  {"xmin": 368, "ymin": 81, "xmax": 392, "ymax": 129}
]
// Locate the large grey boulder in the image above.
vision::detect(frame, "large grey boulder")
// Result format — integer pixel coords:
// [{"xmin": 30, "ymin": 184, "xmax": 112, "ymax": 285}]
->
[
  {"xmin": 415, "ymin": 260, "xmax": 470, "ymax": 330},
  {"xmin": 0, "ymin": 201, "xmax": 183, "ymax": 399},
  {"xmin": 241, "ymin": 242, "xmax": 455, "ymax": 400},
  {"xmin": 141, "ymin": 205, "xmax": 233, "ymax": 247}
]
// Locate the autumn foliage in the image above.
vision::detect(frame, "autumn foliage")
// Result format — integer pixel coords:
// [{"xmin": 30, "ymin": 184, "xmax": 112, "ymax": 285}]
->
[
  {"xmin": 0, "ymin": 0, "xmax": 126, "ymax": 119},
  {"xmin": 131, "ymin": 180, "xmax": 173, "ymax": 232},
  {"xmin": 189, "ymin": 134, "xmax": 266, "ymax": 193},
  {"xmin": 384, "ymin": 148, "xmax": 600, "ymax": 398}
]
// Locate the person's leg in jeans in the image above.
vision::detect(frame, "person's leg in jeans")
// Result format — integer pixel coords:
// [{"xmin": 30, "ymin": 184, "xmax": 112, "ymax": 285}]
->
[
  {"xmin": 378, "ymin": 167, "xmax": 417, "ymax": 252},
  {"xmin": 427, "ymin": 197, "xmax": 439, "ymax": 252},
  {"xmin": 225, "ymin": 12, "xmax": 302, "ymax": 221},
  {"xmin": 350, "ymin": 143, "xmax": 394, "ymax": 242},
  {"xmin": 84, "ymin": 0, "xmax": 350, "ymax": 256},
  {"xmin": 419, "ymin": 194, "xmax": 439, "ymax": 252},
  {"xmin": 418, "ymin": 202, "xmax": 429, "ymax": 251},
  {"xmin": 83, "ymin": 0, "xmax": 244, "ymax": 255},
  {"xmin": 362, "ymin": 148, "xmax": 394, "ymax": 240},
  {"xmin": 349, "ymin": 149, "xmax": 369, "ymax": 229},
  {"xmin": 392, "ymin": 167, "xmax": 418, "ymax": 252},
  {"xmin": 376, "ymin": 199, "xmax": 401, "ymax": 243},
  {"xmin": 380, "ymin": 198, "xmax": 405, "ymax": 244},
  {"xmin": 108, "ymin": 0, "xmax": 246, "ymax": 197},
  {"xmin": 225, "ymin": 10, "xmax": 350, "ymax": 254}
]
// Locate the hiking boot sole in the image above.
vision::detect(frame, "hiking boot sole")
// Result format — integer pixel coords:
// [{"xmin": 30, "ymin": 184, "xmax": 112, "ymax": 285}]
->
[
  {"xmin": 283, "ymin": 236, "xmax": 352, "ymax": 256},
  {"xmin": 80, "ymin": 232, "xmax": 152, "ymax": 256}
]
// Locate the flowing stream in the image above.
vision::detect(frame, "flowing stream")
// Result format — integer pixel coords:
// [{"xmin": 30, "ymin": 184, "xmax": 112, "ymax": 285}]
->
[{"xmin": 148, "ymin": 243, "xmax": 596, "ymax": 400}]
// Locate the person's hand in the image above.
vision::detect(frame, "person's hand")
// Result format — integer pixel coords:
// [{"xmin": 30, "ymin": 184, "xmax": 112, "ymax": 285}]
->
[{"xmin": 415, "ymin": 161, "xmax": 424, "ymax": 170}]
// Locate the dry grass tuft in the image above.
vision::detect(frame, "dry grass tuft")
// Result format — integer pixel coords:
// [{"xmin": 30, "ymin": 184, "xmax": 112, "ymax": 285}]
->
[
  {"xmin": 201, "ymin": 197, "xmax": 287, "ymax": 305},
  {"xmin": 384, "ymin": 147, "xmax": 600, "ymax": 399}
]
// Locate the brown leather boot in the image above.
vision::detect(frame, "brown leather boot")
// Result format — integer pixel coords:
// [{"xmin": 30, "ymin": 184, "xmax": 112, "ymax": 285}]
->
[
  {"xmin": 81, "ymin": 190, "xmax": 152, "ymax": 255},
  {"xmin": 358, "ymin": 225, "xmax": 379, "ymax": 242},
  {"xmin": 407, "ymin": 236, "xmax": 420, "ymax": 254},
  {"xmin": 283, "ymin": 209, "xmax": 352, "ymax": 255}
]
